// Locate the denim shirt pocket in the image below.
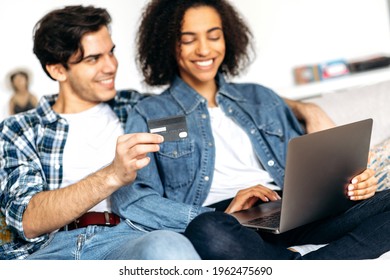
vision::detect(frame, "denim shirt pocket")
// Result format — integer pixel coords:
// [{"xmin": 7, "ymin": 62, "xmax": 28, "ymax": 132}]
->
[
  {"xmin": 156, "ymin": 139, "xmax": 195, "ymax": 192},
  {"xmin": 259, "ymin": 120, "xmax": 287, "ymax": 161}
]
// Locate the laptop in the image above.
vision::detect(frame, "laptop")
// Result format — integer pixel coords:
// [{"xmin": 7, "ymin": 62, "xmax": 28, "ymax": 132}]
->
[{"xmin": 230, "ymin": 118, "xmax": 373, "ymax": 234}]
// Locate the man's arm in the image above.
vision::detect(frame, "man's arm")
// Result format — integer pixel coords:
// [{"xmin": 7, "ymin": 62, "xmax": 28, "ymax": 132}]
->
[
  {"xmin": 22, "ymin": 133, "xmax": 163, "ymax": 239},
  {"xmin": 284, "ymin": 98, "xmax": 336, "ymax": 133}
]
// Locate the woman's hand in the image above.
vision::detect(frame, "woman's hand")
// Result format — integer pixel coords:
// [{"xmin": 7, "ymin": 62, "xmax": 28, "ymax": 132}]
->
[
  {"xmin": 225, "ymin": 185, "xmax": 281, "ymax": 214},
  {"xmin": 348, "ymin": 168, "xmax": 378, "ymax": 200}
]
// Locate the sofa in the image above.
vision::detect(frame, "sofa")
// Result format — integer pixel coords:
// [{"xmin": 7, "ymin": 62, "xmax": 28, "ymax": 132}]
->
[
  {"xmin": 1, "ymin": 79, "xmax": 390, "ymax": 258},
  {"xmin": 306, "ymin": 79, "xmax": 390, "ymax": 148},
  {"xmin": 291, "ymin": 79, "xmax": 390, "ymax": 258}
]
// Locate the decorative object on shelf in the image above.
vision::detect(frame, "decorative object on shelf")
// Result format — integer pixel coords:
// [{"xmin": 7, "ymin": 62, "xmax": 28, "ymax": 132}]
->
[
  {"xmin": 319, "ymin": 59, "xmax": 350, "ymax": 80},
  {"xmin": 348, "ymin": 55, "xmax": 390, "ymax": 73},
  {"xmin": 293, "ymin": 59, "xmax": 350, "ymax": 85},
  {"xmin": 293, "ymin": 54, "xmax": 390, "ymax": 85},
  {"xmin": 293, "ymin": 65, "xmax": 321, "ymax": 85}
]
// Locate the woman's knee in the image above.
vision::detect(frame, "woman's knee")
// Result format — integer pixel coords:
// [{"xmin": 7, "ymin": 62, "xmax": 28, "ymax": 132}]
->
[{"xmin": 186, "ymin": 211, "xmax": 239, "ymax": 237}]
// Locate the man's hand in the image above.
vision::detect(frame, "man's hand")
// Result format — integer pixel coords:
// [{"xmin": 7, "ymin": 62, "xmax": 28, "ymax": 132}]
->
[
  {"xmin": 284, "ymin": 98, "xmax": 336, "ymax": 133},
  {"xmin": 225, "ymin": 185, "xmax": 281, "ymax": 214},
  {"xmin": 347, "ymin": 168, "xmax": 378, "ymax": 200},
  {"xmin": 103, "ymin": 133, "xmax": 164, "ymax": 189}
]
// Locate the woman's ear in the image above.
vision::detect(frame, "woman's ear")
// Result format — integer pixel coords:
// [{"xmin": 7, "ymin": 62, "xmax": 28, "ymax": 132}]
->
[{"xmin": 46, "ymin": 64, "xmax": 67, "ymax": 82}]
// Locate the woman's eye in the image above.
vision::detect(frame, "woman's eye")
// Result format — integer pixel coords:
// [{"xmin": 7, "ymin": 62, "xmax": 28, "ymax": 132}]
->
[
  {"xmin": 181, "ymin": 35, "xmax": 195, "ymax": 44},
  {"xmin": 209, "ymin": 36, "xmax": 220, "ymax": 41},
  {"xmin": 208, "ymin": 30, "xmax": 222, "ymax": 41}
]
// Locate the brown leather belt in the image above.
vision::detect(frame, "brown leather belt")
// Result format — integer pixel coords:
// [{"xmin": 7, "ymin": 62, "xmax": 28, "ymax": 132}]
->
[{"xmin": 61, "ymin": 211, "xmax": 120, "ymax": 231}]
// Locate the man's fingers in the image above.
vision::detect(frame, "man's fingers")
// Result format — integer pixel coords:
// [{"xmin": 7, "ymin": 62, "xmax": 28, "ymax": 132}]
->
[
  {"xmin": 118, "ymin": 133, "xmax": 164, "ymax": 145},
  {"xmin": 117, "ymin": 133, "xmax": 163, "ymax": 159},
  {"xmin": 108, "ymin": 133, "xmax": 163, "ymax": 188},
  {"xmin": 132, "ymin": 157, "xmax": 151, "ymax": 170},
  {"xmin": 129, "ymin": 143, "xmax": 161, "ymax": 159}
]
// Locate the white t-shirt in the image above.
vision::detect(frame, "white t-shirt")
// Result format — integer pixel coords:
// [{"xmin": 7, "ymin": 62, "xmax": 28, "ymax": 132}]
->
[
  {"xmin": 203, "ymin": 107, "xmax": 280, "ymax": 206},
  {"xmin": 60, "ymin": 103, "xmax": 124, "ymax": 212}
]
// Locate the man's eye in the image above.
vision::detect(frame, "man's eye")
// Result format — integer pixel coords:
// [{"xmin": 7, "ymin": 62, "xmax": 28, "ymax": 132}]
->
[{"xmin": 85, "ymin": 56, "xmax": 98, "ymax": 63}]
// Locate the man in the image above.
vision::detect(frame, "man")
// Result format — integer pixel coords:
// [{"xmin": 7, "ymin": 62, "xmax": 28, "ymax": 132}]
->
[{"xmin": 0, "ymin": 5, "xmax": 199, "ymax": 260}]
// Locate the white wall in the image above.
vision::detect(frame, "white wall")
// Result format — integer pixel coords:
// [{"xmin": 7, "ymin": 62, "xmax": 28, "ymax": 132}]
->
[{"xmin": 1, "ymin": 0, "xmax": 390, "ymax": 120}]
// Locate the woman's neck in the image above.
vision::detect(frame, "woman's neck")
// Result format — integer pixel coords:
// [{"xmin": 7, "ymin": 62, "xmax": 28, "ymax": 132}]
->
[
  {"xmin": 188, "ymin": 79, "xmax": 218, "ymax": 108},
  {"xmin": 15, "ymin": 89, "xmax": 30, "ymax": 96}
]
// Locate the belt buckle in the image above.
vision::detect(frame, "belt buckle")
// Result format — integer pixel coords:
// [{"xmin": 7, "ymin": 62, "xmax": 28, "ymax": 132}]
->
[
  {"xmin": 74, "ymin": 218, "xmax": 80, "ymax": 229},
  {"xmin": 104, "ymin": 211, "xmax": 110, "ymax": 225}
]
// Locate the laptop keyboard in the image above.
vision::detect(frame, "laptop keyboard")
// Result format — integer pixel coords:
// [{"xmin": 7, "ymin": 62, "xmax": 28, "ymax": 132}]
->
[{"xmin": 247, "ymin": 211, "xmax": 281, "ymax": 228}]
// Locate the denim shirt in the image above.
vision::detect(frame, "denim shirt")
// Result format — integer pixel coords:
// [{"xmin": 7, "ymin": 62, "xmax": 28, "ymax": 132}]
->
[{"xmin": 112, "ymin": 73, "xmax": 304, "ymax": 232}]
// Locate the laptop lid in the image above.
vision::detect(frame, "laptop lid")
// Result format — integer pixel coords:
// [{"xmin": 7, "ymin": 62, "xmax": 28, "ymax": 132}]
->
[{"xmin": 230, "ymin": 118, "xmax": 373, "ymax": 234}]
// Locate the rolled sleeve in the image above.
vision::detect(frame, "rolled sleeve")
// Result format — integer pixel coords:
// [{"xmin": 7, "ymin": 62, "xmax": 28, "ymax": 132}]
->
[{"xmin": 1, "ymin": 130, "xmax": 47, "ymax": 242}]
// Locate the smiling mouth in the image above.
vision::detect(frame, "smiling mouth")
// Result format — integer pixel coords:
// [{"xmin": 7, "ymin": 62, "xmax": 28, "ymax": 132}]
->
[
  {"xmin": 97, "ymin": 78, "xmax": 115, "ymax": 90},
  {"xmin": 99, "ymin": 78, "xmax": 114, "ymax": 84},
  {"xmin": 195, "ymin": 59, "xmax": 213, "ymax": 67}
]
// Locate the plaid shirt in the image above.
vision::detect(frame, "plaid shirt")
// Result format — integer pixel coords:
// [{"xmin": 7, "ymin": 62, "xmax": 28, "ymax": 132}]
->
[{"xmin": 0, "ymin": 90, "xmax": 144, "ymax": 259}]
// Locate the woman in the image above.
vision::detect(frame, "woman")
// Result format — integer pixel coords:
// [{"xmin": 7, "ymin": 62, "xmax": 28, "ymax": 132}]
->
[
  {"xmin": 8, "ymin": 70, "xmax": 38, "ymax": 115},
  {"xmin": 112, "ymin": 0, "xmax": 390, "ymax": 259}
]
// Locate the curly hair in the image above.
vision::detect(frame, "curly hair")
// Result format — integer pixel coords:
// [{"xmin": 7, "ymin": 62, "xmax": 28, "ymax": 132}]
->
[
  {"xmin": 33, "ymin": 5, "xmax": 111, "ymax": 80},
  {"xmin": 137, "ymin": 0, "xmax": 254, "ymax": 86}
]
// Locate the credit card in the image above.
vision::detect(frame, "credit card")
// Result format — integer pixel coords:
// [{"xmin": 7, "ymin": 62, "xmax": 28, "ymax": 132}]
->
[{"xmin": 147, "ymin": 115, "xmax": 188, "ymax": 141}]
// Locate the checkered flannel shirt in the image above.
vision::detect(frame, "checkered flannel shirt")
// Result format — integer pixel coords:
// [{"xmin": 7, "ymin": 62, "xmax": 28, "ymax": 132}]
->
[{"xmin": 0, "ymin": 90, "xmax": 144, "ymax": 259}]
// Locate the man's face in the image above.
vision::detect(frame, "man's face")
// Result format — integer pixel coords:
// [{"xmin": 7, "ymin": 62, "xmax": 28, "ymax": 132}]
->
[{"xmin": 62, "ymin": 26, "xmax": 118, "ymax": 111}]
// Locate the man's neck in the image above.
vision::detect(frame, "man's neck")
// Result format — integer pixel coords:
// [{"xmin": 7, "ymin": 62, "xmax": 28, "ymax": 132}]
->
[{"xmin": 52, "ymin": 94, "xmax": 100, "ymax": 114}]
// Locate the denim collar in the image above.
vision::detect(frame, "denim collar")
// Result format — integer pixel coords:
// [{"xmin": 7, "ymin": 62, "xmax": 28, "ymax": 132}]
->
[{"xmin": 169, "ymin": 73, "xmax": 246, "ymax": 114}]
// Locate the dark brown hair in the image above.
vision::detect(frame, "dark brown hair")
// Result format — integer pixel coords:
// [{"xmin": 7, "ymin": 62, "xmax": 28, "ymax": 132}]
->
[{"xmin": 33, "ymin": 5, "xmax": 111, "ymax": 80}]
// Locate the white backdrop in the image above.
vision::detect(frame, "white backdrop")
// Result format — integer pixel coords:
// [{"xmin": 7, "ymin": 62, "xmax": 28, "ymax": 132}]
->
[{"xmin": 1, "ymin": 0, "xmax": 390, "ymax": 120}]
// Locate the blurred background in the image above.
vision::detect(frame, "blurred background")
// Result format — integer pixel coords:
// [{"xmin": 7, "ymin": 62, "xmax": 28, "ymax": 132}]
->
[{"xmin": 1, "ymin": 0, "xmax": 390, "ymax": 121}]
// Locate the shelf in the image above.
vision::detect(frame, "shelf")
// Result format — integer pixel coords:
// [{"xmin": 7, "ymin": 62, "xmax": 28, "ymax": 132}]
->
[{"xmin": 276, "ymin": 67, "xmax": 390, "ymax": 100}]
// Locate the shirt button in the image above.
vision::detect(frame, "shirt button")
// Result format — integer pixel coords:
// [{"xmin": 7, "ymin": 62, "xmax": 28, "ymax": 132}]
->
[
  {"xmin": 204, "ymin": 176, "xmax": 210, "ymax": 181},
  {"xmin": 54, "ymin": 163, "xmax": 61, "ymax": 170},
  {"xmin": 268, "ymin": 160, "xmax": 275, "ymax": 167},
  {"xmin": 228, "ymin": 108, "xmax": 233, "ymax": 114},
  {"xmin": 208, "ymin": 142, "xmax": 213, "ymax": 147},
  {"xmin": 250, "ymin": 129, "xmax": 256, "ymax": 134},
  {"xmin": 201, "ymin": 114, "xmax": 207, "ymax": 119},
  {"xmin": 173, "ymin": 151, "xmax": 178, "ymax": 156}
]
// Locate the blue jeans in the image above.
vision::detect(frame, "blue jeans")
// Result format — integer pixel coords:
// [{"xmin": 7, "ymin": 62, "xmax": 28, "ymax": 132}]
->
[
  {"xmin": 184, "ymin": 190, "xmax": 390, "ymax": 259},
  {"xmin": 27, "ymin": 220, "xmax": 200, "ymax": 260}
]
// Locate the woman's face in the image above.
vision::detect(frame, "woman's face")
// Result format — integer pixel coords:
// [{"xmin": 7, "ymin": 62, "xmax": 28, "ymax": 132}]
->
[
  {"xmin": 12, "ymin": 74, "xmax": 28, "ymax": 91},
  {"xmin": 177, "ymin": 6, "xmax": 226, "ymax": 89}
]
